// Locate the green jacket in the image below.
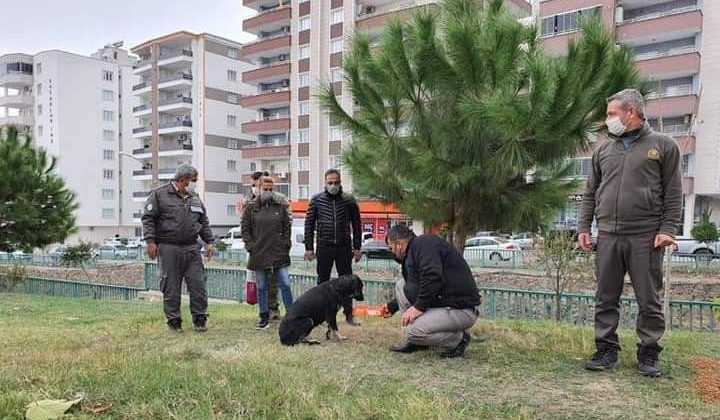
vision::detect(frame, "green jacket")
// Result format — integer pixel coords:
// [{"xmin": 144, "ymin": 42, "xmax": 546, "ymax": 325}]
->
[{"xmin": 241, "ymin": 192, "xmax": 292, "ymax": 271}]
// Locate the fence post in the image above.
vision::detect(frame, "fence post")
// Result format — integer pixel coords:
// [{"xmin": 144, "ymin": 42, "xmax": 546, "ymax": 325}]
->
[{"xmin": 663, "ymin": 245, "xmax": 672, "ymax": 325}]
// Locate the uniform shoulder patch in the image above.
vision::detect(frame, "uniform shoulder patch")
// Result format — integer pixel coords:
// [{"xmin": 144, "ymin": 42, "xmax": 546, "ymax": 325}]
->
[
  {"xmin": 145, "ymin": 203, "xmax": 153, "ymax": 212},
  {"xmin": 648, "ymin": 148, "xmax": 661, "ymax": 160}
]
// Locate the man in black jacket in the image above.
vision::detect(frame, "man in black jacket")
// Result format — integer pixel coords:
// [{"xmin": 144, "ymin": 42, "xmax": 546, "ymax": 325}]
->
[
  {"xmin": 304, "ymin": 169, "xmax": 363, "ymax": 326},
  {"xmin": 381, "ymin": 225, "xmax": 481, "ymax": 358}
]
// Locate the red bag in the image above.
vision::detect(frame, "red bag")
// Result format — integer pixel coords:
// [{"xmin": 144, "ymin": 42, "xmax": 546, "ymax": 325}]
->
[{"xmin": 245, "ymin": 280, "xmax": 257, "ymax": 305}]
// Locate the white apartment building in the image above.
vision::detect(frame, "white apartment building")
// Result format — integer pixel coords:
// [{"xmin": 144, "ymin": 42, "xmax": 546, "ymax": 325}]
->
[
  {"xmin": 130, "ymin": 32, "xmax": 256, "ymax": 232},
  {"xmin": 1, "ymin": 44, "xmax": 141, "ymax": 244}
]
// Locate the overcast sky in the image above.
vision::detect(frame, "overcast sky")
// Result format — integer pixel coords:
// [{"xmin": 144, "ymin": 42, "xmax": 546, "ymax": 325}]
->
[{"xmin": 0, "ymin": 0, "xmax": 256, "ymax": 56}]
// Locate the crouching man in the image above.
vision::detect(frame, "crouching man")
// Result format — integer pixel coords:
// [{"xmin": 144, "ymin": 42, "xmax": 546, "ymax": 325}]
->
[{"xmin": 381, "ymin": 225, "xmax": 481, "ymax": 358}]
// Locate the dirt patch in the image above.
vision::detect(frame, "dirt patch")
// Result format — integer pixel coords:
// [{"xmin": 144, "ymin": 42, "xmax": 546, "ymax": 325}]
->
[
  {"xmin": 25, "ymin": 262, "xmax": 144, "ymax": 287},
  {"xmin": 691, "ymin": 356, "xmax": 720, "ymax": 404}
]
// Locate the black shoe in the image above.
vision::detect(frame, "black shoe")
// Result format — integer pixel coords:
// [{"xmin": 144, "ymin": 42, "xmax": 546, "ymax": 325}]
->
[
  {"xmin": 255, "ymin": 313, "xmax": 270, "ymax": 330},
  {"xmin": 637, "ymin": 345, "xmax": 662, "ymax": 377},
  {"xmin": 389, "ymin": 342, "xmax": 428, "ymax": 353},
  {"xmin": 193, "ymin": 316, "xmax": 207, "ymax": 333},
  {"xmin": 440, "ymin": 331, "xmax": 471, "ymax": 358},
  {"xmin": 345, "ymin": 315, "xmax": 362, "ymax": 327},
  {"xmin": 584, "ymin": 348, "xmax": 619, "ymax": 371},
  {"xmin": 269, "ymin": 309, "xmax": 281, "ymax": 321},
  {"xmin": 167, "ymin": 318, "xmax": 183, "ymax": 333}
]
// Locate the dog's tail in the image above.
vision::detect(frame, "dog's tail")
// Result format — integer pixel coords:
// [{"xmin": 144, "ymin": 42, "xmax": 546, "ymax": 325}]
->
[{"xmin": 279, "ymin": 318, "xmax": 314, "ymax": 346}]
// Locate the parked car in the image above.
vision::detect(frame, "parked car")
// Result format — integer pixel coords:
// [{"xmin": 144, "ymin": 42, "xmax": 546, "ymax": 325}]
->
[
  {"xmin": 510, "ymin": 233, "xmax": 537, "ymax": 250},
  {"xmin": 97, "ymin": 244, "xmax": 139, "ymax": 259},
  {"xmin": 674, "ymin": 236, "xmax": 719, "ymax": 260},
  {"xmin": 49, "ymin": 246, "xmax": 67, "ymax": 256},
  {"xmin": 360, "ymin": 240, "xmax": 395, "ymax": 260},
  {"xmin": 126, "ymin": 237, "xmax": 145, "ymax": 249},
  {"xmin": 221, "ymin": 227, "xmax": 245, "ymax": 250},
  {"xmin": 463, "ymin": 236, "xmax": 518, "ymax": 262}
]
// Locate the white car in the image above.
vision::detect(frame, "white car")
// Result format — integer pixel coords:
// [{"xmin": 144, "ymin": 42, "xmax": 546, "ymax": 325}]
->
[
  {"xmin": 463, "ymin": 236, "xmax": 519, "ymax": 262},
  {"xmin": 674, "ymin": 236, "xmax": 719, "ymax": 260},
  {"xmin": 510, "ymin": 232, "xmax": 536, "ymax": 250}
]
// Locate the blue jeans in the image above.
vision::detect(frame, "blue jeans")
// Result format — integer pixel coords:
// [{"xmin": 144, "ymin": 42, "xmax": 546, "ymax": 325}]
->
[{"xmin": 255, "ymin": 267, "xmax": 293, "ymax": 315}]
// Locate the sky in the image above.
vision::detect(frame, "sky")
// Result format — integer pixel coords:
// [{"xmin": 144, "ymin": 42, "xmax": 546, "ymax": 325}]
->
[{"xmin": 0, "ymin": 0, "xmax": 256, "ymax": 56}]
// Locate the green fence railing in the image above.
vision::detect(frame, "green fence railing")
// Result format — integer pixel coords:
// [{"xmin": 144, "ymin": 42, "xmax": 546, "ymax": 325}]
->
[{"xmin": 12, "ymin": 277, "xmax": 142, "ymax": 300}]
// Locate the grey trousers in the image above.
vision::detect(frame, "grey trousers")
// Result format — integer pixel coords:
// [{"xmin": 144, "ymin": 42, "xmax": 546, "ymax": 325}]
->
[
  {"xmin": 594, "ymin": 232, "xmax": 665, "ymax": 350},
  {"xmin": 158, "ymin": 243, "xmax": 208, "ymax": 323},
  {"xmin": 395, "ymin": 279, "xmax": 479, "ymax": 349}
]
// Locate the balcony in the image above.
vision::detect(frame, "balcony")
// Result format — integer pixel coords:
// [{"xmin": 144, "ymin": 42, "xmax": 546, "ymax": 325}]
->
[
  {"xmin": 158, "ymin": 73, "xmax": 193, "ymax": 91},
  {"xmin": 243, "ymin": 0, "xmax": 289, "ymax": 11},
  {"xmin": 242, "ymin": 62, "xmax": 291, "ymax": 85},
  {"xmin": 617, "ymin": 7, "xmax": 702, "ymax": 46},
  {"xmin": 356, "ymin": 0, "xmax": 437, "ymax": 35},
  {"xmin": 242, "ymin": 33, "xmax": 291, "ymax": 62},
  {"xmin": 132, "ymin": 191, "xmax": 150, "ymax": 203},
  {"xmin": 132, "ymin": 103, "xmax": 151, "ymax": 117},
  {"xmin": 0, "ymin": 93, "xmax": 33, "ymax": 108},
  {"xmin": 132, "ymin": 126, "xmax": 152, "ymax": 139},
  {"xmin": 241, "ymin": 172, "xmax": 291, "ymax": 184},
  {"xmin": 159, "ymin": 120, "xmax": 193, "ymax": 135},
  {"xmin": 132, "ymin": 168, "xmax": 178, "ymax": 181},
  {"xmin": 0, "ymin": 72, "xmax": 33, "ymax": 89},
  {"xmin": 240, "ymin": 89, "xmax": 290, "ymax": 109},
  {"xmin": 241, "ymin": 143, "xmax": 291, "ymax": 159},
  {"xmin": 635, "ymin": 49, "xmax": 700, "ymax": 79},
  {"xmin": 159, "ymin": 96, "xmax": 193, "ymax": 114},
  {"xmin": 132, "ymin": 81, "xmax": 150, "ymax": 94},
  {"xmin": 158, "ymin": 49, "xmax": 194, "ymax": 69},
  {"xmin": 132, "ymin": 143, "xmax": 193, "ymax": 159},
  {"xmin": 0, "ymin": 115, "xmax": 33, "ymax": 127},
  {"xmin": 243, "ymin": 5, "xmax": 291, "ymax": 35},
  {"xmin": 645, "ymin": 94, "xmax": 698, "ymax": 119},
  {"xmin": 242, "ymin": 117, "xmax": 291, "ymax": 134}
]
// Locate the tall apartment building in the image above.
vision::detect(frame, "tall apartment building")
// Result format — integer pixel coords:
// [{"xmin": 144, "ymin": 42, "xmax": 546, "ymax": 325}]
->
[
  {"xmin": 240, "ymin": 0, "xmax": 531, "ymax": 203},
  {"xmin": 1, "ymin": 45, "xmax": 140, "ymax": 244},
  {"xmin": 539, "ymin": 0, "xmax": 719, "ymax": 235},
  {"xmin": 130, "ymin": 32, "xmax": 256, "ymax": 232}
]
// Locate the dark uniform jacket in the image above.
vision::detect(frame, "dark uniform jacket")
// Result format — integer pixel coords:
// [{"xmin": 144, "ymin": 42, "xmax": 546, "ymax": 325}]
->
[{"xmin": 141, "ymin": 183, "xmax": 214, "ymax": 246}]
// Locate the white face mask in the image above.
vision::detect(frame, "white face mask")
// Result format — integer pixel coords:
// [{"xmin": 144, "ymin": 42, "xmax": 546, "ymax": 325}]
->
[
  {"xmin": 606, "ymin": 116, "xmax": 627, "ymax": 137},
  {"xmin": 187, "ymin": 181, "xmax": 197, "ymax": 193}
]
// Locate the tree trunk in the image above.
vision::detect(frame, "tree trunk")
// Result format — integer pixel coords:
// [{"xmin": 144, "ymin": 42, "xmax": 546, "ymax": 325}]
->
[{"xmin": 555, "ymin": 271, "xmax": 562, "ymax": 322}]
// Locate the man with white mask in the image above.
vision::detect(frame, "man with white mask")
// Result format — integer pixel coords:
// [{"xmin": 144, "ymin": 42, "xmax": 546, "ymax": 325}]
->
[
  {"xmin": 578, "ymin": 89, "xmax": 682, "ymax": 377},
  {"xmin": 142, "ymin": 164, "xmax": 214, "ymax": 332}
]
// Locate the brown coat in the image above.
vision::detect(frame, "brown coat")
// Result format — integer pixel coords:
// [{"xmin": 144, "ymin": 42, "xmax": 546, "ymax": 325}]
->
[{"xmin": 241, "ymin": 192, "xmax": 292, "ymax": 271}]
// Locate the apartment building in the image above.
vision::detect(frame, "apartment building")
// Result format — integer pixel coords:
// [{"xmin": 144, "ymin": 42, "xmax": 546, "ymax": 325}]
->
[
  {"xmin": 240, "ymin": 0, "xmax": 532, "ymax": 205},
  {"xmin": 1, "ymin": 45, "xmax": 141, "ymax": 244},
  {"xmin": 539, "ymin": 0, "xmax": 718, "ymax": 235},
  {"xmin": 130, "ymin": 32, "xmax": 256, "ymax": 232}
]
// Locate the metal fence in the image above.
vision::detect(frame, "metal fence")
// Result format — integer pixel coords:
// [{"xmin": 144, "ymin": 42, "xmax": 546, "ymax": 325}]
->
[{"xmin": 12, "ymin": 277, "xmax": 142, "ymax": 300}]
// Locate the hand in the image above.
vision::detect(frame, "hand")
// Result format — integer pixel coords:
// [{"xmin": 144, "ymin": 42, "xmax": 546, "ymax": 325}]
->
[
  {"xmin": 401, "ymin": 306, "xmax": 424, "ymax": 327},
  {"xmin": 205, "ymin": 244, "xmax": 214, "ymax": 261},
  {"xmin": 380, "ymin": 305, "xmax": 393, "ymax": 319},
  {"xmin": 146, "ymin": 243, "xmax": 158, "ymax": 260},
  {"xmin": 654, "ymin": 233, "xmax": 675, "ymax": 249},
  {"xmin": 353, "ymin": 250, "xmax": 362, "ymax": 263},
  {"xmin": 578, "ymin": 233, "xmax": 592, "ymax": 251},
  {"xmin": 304, "ymin": 250, "xmax": 315, "ymax": 261}
]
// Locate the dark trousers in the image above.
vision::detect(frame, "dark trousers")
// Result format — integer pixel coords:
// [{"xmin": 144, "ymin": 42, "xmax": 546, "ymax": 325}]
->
[
  {"xmin": 316, "ymin": 243, "xmax": 354, "ymax": 317},
  {"xmin": 594, "ymin": 232, "xmax": 665, "ymax": 351},
  {"xmin": 158, "ymin": 243, "xmax": 208, "ymax": 324}
]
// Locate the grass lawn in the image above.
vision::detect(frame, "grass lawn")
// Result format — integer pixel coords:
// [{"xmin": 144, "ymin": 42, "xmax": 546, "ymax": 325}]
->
[{"xmin": 1, "ymin": 294, "xmax": 718, "ymax": 419}]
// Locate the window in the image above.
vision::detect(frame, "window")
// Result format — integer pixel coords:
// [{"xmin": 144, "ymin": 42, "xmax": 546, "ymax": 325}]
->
[
  {"xmin": 299, "ymin": 186, "xmax": 309, "ymax": 199},
  {"xmin": 102, "ymin": 189, "xmax": 115, "ymax": 200},
  {"xmin": 103, "ymin": 149, "xmax": 114, "ymax": 160},
  {"xmin": 227, "ymin": 205, "xmax": 237, "ymax": 216},
  {"xmin": 329, "ymin": 155, "xmax": 343, "ymax": 169},
  {"xmin": 102, "ymin": 208, "xmax": 115, "ymax": 219},
  {"xmin": 541, "ymin": 6, "xmax": 602, "ymax": 37},
  {"xmin": 35, "ymin": 63, "xmax": 42, "ymax": 74},
  {"xmin": 228, "ymin": 139, "xmax": 239, "ymax": 149},
  {"xmin": 331, "ymin": 126, "xmax": 343, "ymax": 141},
  {"xmin": 36, "ymin": 83, "xmax": 42, "ymax": 96},
  {"xmin": 227, "ymin": 69, "xmax": 237, "ymax": 82},
  {"xmin": 103, "ymin": 110, "xmax": 114, "ymax": 122},
  {"xmin": 227, "ymin": 160, "xmax": 237, "ymax": 172},
  {"xmin": 103, "ymin": 169, "xmax": 114, "ymax": 180},
  {"xmin": 228, "ymin": 183, "xmax": 239, "ymax": 194},
  {"xmin": 250, "ymin": 162, "xmax": 257, "ymax": 172},
  {"xmin": 300, "ymin": 17, "xmax": 311, "ymax": 31},
  {"xmin": 330, "ymin": 68, "xmax": 343, "ymax": 83},
  {"xmin": 299, "ymin": 101, "xmax": 310, "ymax": 115},
  {"xmin": 330, "ymin": 39, "xmax": 343, "ymax": 54},
  {"xmin": 102, "ymin": 70, "xmax": 114, "ymax": 81},
  {"xmin": 37, "ymin": 104, "xmax": 42, "ymax": 116},
  {"xmin": 102, "ymin": 89, "xmax": 114, "ymax": 102},
  {"xmin": 227, "ymin": 115, "xmax": 237, "ymax": 126},
  {"xmin": 37, "ymin": 126, "xmax": 43, "ymax": 137},
  {"xmin": 299, "ymin": 73, "xmax": 310, "ymax": 87},
  {"xmin": 228, "ymin": 47, "xmax": 239, "ymax": 59},
  {"xmin": 299, "ymin": 45, "xmax": 310, "ymax": 59},
  {"xmin": 227, "ymin": 93, "xmax": 239, "ymax": 104},
  {"xmin": 298, "ymin": 129, "xmax": 310, "ymax": 143},
  {"xmin": 297, "ymin": 157, "xmax": 309, "ymax": 170},
  {"xmin": 568, "ymin": 158, "xmax": 592, "ymax": 178},
  {"xmin": 103, "ymin": 129, "xmax": 115, "ymax": 141},
  {"xmin": 331, "ymin": 9, "xmax": 344, "ymax": 25}
]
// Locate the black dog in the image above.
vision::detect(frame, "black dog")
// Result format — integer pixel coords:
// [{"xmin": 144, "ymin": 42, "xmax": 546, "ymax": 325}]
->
[{"xmin": 279, "ymin": 274, "xmax": 364, "ymax": 346}]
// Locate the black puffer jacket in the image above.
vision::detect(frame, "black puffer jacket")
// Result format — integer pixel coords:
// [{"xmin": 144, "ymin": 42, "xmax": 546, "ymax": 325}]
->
[{"xmin": 304, "ymin": 188, "xmax": 362, "ymax": 251}]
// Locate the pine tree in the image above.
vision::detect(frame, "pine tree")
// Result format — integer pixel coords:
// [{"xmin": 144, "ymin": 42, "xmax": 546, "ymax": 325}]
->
[
  {"xmin": 319, "ymin": 0, "xmax": 647, "ymax": 248},
  {"xmin": 0, "ymin": 126, "xmax": 78, "ymax": 252}
]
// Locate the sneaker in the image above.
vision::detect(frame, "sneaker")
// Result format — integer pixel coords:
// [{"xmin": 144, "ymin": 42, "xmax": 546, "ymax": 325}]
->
[
  {"xmin": 167, "ymin": 318, "xmax": 183, "ymax": 333},
  {"xmin": 637, "ymin": 345, "xmax": 662, "ymax": 377},
  {"xmin": 440, "ymin": 331, "xmax": 471, "ymax": 358},
  {"xmin": 345, "ymin": 315, "xmax": 362, "ymax": 327},
  {"xmin": 584, "ymin": 348, "xmax": 619, "ymax": 371},
  {"xmin": 255, "ymin": 314, "xmax": 270, "ymax": 330},
  {"xmin": 269, "ymin": 309, "xmax": 281, "ymax": 321},
  {"xmin": 388, "ymin": 342, "xmax": 428, "ymax": 353},
  {"xmin": 193, "ymin": 316, "xmax": 207, "ymax": 333}
]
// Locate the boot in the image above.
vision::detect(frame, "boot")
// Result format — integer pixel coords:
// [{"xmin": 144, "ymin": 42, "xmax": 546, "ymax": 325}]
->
[
  {"xmin": 193, "ymin": 315, "xmax": 208, "ymax": 333},
  {"xmin": 167, "ymin": 318, "xmax": 183, "ymax": 333},
  {"xmin": 440, "ymin": 331, "xmax": 471, "ymax": 358},
  {"xmin": 584, "ymin": 347, "xmax": 619, "ymax": 371},
  {"xmin": 255, "ymin": 313, "xmax": 270, "ymax": 330},
  {"xmin": 637, "ymin": 344, "xmax": 662, "ymax": 377},
  {"xmin": 389, "ymin": 341, "xmax": 428, "ymax": 353}
]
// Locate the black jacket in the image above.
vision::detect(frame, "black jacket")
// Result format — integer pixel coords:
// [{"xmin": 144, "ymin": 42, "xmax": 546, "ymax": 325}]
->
[
  {"xmin": 241, "ymin": 192, "xmax": 292, "ymax": 271},
  {"xmin": 387, "ymin": 235, "xmax": 481, "ymax": 313},
  {"xmin": 304, "ymin": 189, "xmax": 362, "ymax": 251},
  {"xmin": 142, "ymin": 183, "xmax": 213, "ymax": 246}
]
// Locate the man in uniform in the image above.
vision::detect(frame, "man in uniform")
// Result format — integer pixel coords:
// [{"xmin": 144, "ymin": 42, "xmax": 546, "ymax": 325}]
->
[{"xmin": 142, "ymin": 164, "xmax": 215, "ymax": 332}]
